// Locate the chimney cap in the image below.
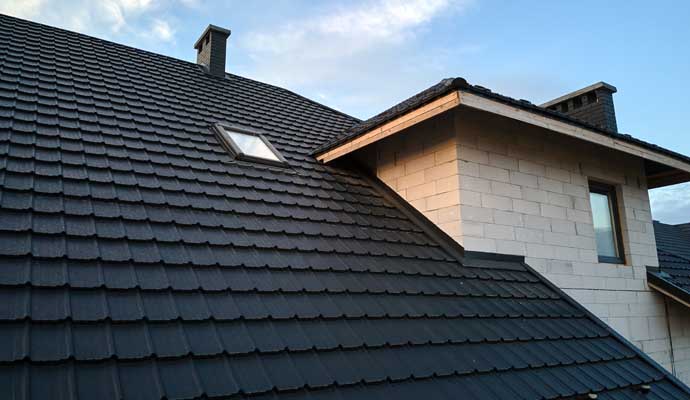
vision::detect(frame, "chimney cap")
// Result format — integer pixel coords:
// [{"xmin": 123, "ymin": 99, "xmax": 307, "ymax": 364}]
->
[
  {"xmin": 540, "ymin": 81, "xmax": 617, "ymax": 108},
  {"xmin": 194, "ymin": 24, "xmax": 231, "ymax": 50}
]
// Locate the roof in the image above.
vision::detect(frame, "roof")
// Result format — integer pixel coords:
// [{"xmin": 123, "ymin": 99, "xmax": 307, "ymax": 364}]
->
[
  {"xmin": 313, "ymin": 78, "xmax": 690, "ymax": 170},
  {"xmin": 1, "ymin": 12, "xmax": 689, "ymax": 399},
  {"xmin": 648, "ymin": 221, "xmax": 690, "ymax": 307}
]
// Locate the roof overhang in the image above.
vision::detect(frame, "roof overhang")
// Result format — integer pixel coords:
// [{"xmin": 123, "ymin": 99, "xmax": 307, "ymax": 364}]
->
[
  {"xmin": 647, "ymin": 268, "xmax": 690, "ymax": 309},
  {"xmin": 315, "ymin": 89, "xmax": 690, "ymax": 188}
]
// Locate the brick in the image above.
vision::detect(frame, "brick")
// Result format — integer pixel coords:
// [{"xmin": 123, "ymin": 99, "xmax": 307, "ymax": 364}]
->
[
  {"xmin": 509, "ymin": 171, "xmax": 538, "ymax": 188},
  {"xmin": 462, "ymin": 236, "xmax": 497, "ymax": 252},
  {"xmin": 460, "ymin": 190, "xmax": 482, "ymax": 206},
  {"xmin": 462, "ymin": 221, "xmax": 484, "ymax": 237},
  {"xmin": 491, "ymin": 181, "xmax": 522, "ymax": 198},
  {"xmin": 437, "ymin": 205, "xmax": 461, "ymax": 224},
  {"xmin": 566, "ymin": 208, "xmax": 591, "ymax": 223},
  {"xmin": 405, "ymin": 153, "xmax": 436, "ymax": 174},
  {"xmin": 434, "ymin": 145, "xmax": 456, "ymax": 164},
  {"xmin": 551, "ymin": 219, "xmax": 576, "ymax": 234},
  {"xmin": 526, "ymin": 243, "xmax": 554, "ymax": 259},
  {"xmin": 575, "ymin": 222, "xmax": 595, "ymax": 237},
  {"xmin": 513, "ymin": 199, "xmax": 540, "ymax": 215},
  {"xmin": 424, "ymin": 161, "xmax": 458, "ymax": 182},
  {"xmin": 545, "ymin": 166, "xmax": 571, "ymax": 183},
  {"xmin": 479, "ymin": 165, "xmax": 510, "ymax": 183},
  {"xmin": 461, "ymin": 205, "xmax": 493, "ymax": 223},
  {"xmin": 538, "ymin": 177, "xmax": 564, "ymax": 193},
  {"xmin": 406, "ymin": 182, "xmax": 435, "ymax": 201},
  {"xmin": 546, "ymin": 192, "xmax": 573, "ymax": 208},
  {"xmin": 522, "ymin": 187, "xmax": 547, "ymax": 203},
  {"xmin": 488, "ymin": 153, "xmax": 518, "ymax": 170},
  {"xmin": 460, "ymin": 175, "xmax": 490, "ymax": 192},
  {"xmin": 435, "ymin": 175, "xmax": 460, "ymax": 193},
  {"xmin": 458, "ymin": 160, "xmax": 479, "ymax": 177},
  {"xmin": 426, "ymin": 191, "xmax": 460, "ymax": 210},
  {"xmin": 397, "ymin": 170, "xmax": 425, "ymax": 189},
  {"xmin": 481, "ymin": 194, "xmax": 513, "ymax": 211},
  {"xmin": 518, "ymin": 160, "xmax": 545, "ymax": 176},
  {"xmin": 496, "ymin": 240, "xmax": 526, "ymax": 256},
  {"xmin": 541, "ymin": 204, "xmax": 566, "ymax": 219},
  {"xmin": 494, "ymin": 210, "xmax": 523, "ymax": 226},
  {"xmin": 458, "ymin": 146, "xmax": 488, "ymax": 164},
  {"xmin": 516, "ymin": 227, "xmax": 544, "ymax": 243},
  {"xmin": 564, "ymin": 183, "xmax": 588, "ymax": 198},
  {"xmin": 524, "ymin": 215, "xmax": 551, "ymax": 231},
  {"xmin": 485, "ymin": 224, "xmax": 515, "ymax": 240}
]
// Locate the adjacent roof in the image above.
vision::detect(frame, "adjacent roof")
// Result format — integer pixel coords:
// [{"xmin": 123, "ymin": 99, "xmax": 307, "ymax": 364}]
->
[
  {"xmin": 1, "ymin": 13, "xmax": 690, "ymax": 400},
  {"xmin": 313, "ymin": 77, "xmax": 690, "ymax": 172},
  {"xmin": 648, "ymin": 221, "xmax": 690, "ymax": 307}
]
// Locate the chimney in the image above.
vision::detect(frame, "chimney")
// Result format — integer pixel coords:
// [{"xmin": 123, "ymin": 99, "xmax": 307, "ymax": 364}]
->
[
  {"xmin": 194, "ymin": 24, "xmax": 231, "ymax": 77},
  {"xmin": 540, "ymin": 82, "xmax": 618, "ymax": 132}
]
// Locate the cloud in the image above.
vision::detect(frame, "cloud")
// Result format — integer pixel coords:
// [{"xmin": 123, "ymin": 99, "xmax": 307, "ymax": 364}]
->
[
  {"xmin": 650, "ymin": 182, "xmax": 690, "ymax": 224},
  {"xmin": 0, "ymin": 0, "xmax": 172, "ymax": 40},
  {"xmin": 149, "ymin": 18, "xmax": 175, "ymax": 42},
  {"xmin": 239, "ymin": 0, "xmax": 475, "ymax": 117}
]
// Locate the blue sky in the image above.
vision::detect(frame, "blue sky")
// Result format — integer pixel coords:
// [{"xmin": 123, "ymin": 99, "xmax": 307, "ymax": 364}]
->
[{"xmin": 2, "ymin": 0, "xmax": 689, "ymax": 223}]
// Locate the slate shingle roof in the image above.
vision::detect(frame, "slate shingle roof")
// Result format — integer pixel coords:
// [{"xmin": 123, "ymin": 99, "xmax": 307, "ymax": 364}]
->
[
  {"xmin": 649, "ymin": 221, "xmax": 690, "ymax": 304},
  {"xmin": 314, "ymin": 77, "xmax": 690, "ymax": 169},
  {"xmin": 1, "ymin": 13, "xmax": 689, "ymax": 400}
]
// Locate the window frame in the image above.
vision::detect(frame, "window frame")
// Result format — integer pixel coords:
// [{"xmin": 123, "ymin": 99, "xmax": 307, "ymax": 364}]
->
[
  {"xmin": 588, "ymin": 181, "xmax": 625, "ymax": 264},
  {"xmin": 213, "ymin": 123, "xmax": 287, "ymax": 167}
]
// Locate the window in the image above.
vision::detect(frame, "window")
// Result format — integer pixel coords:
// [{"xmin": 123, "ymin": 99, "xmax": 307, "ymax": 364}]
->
[
  {"xmin": 589, "ymin": 181, "xmax": 625, "ymax": 264},
  {"xmin": 214, "ymin": 124, "xmax": 286, "ymax": 165}
]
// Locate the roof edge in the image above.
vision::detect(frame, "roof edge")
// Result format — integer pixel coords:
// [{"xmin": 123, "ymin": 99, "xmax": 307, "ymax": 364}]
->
[
  {"xmin": 647, "ymin": 269, "xmax": 690, "ymax": 309},
  {"xmin": 519, "ymin": 261, "xmax": 690, "ymax": 395},
  {"xmin": 355, "ymin": 165, "xmax": 690, "ymax": 397}
]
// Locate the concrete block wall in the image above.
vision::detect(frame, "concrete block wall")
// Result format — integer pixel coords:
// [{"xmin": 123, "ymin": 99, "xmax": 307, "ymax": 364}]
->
[
  {"xmin": 376, "ymin": 112, "xmax": 463, "ymax": 242},
  {"xmin": 373, "ymin": 107, "xmax": 690, "ymax": 384}
]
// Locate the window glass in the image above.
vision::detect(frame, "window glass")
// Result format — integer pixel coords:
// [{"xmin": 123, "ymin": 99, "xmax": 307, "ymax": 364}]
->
[
  {"xmin": 589, "ymin": 191, "xmax": 618, "ymax": 259},
  {"xmin": 224, "ymin": 129, "xmax": 281, "ymax": 162}
]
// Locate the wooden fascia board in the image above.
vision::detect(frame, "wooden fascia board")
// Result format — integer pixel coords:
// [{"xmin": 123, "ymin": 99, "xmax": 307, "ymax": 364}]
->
[
  {"xmin": 316, "ymin": 89, "xmax": 690, "ymax": 180},
  {"xmin": 648, "ymin": 281, "xmax": 690, "ymax": 310},
  {"xmin": 316, "ymin": 91, "xmax": 461, "ymax": 163},
  {"xmin": 458, "ymin": 91, "xmax": 690, "ymax": 175}
]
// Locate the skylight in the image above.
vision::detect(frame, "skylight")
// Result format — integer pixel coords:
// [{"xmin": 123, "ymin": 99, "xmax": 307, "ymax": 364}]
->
[{"xmin": 215, "ymin": 124, "xmax": 285, "ymax": 165}]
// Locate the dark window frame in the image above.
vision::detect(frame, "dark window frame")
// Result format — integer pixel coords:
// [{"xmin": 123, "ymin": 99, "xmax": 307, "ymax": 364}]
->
[
  {"xmin": 213, "ymin": 123, "xmax": 288, "ymax": 167},
  {"xmin": 589, "ymin": 181, "xmax": 625, "ymax": 264}
]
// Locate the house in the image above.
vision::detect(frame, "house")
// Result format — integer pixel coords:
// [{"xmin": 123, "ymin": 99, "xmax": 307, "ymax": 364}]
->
[
  {"xmin": 648, "ymin": 220, "xmax": 690, "ymax": 379},
  {"xmin": 1, "ymin": 12, "xmax": 690, "ymax": 399},
  {"xmin": 315, "ymin": 76, "xmax": 690, "ymax": 382}
]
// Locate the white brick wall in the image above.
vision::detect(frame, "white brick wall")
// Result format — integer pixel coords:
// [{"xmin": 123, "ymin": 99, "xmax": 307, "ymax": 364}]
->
[{"xmin": 373, "ymin": 107, "xmax": 690, "ymax": 384}]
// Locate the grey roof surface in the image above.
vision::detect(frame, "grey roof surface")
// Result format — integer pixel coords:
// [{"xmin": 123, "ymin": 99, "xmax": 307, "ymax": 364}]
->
[
  {"xmin": 1, "ymin": 13, "xmax": 690, "ymax": 400},
  {"xmin": 313, "ymin": 78, "xmax": 690, "ymax": 170},
  {"xmin": 649, "ymin": 222, "xmax": 690, "ymax": 303}
]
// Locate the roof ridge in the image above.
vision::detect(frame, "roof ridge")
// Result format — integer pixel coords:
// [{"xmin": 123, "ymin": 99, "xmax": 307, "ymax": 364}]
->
[{"xmin": 0, "ymin": 13, "xmax": 359, "ymax": 130}]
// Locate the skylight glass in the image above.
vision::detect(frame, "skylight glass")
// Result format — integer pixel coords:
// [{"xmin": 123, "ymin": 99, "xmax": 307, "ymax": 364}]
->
[{"xmin": 217, "ymin": 125, "xmax": 284, "ymax": 164}]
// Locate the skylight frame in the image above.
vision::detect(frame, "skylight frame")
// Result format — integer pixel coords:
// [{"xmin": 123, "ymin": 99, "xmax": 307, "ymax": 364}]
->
[{"xmin": 213, "ymin": 123, "xmax": 287, "ymax": 167}]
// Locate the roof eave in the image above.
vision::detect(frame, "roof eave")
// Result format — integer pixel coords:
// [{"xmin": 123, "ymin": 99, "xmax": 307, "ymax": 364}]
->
[
  {"xmin": 315, "ymin": 88, "xmax": 690, "ymax": 188},
  {"xmin": 647, "ymin": 269, "xmax": 690, "ymax": 309}
]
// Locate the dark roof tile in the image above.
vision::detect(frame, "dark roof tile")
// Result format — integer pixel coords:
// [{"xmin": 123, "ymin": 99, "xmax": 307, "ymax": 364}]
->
[{"xmin": 1, "ymin": 13, "xmax": 688, "ymax": 400}]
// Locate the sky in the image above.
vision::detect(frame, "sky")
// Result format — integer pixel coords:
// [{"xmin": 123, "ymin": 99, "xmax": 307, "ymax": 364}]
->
[{"xmin": 1, "ymin": 0, "xmax": 689, "ymax": 223}]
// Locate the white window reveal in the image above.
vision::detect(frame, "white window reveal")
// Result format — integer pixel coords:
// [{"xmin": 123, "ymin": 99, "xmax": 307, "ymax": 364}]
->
[{"xmin": 214, "ymin": 124, "xmax": 286, "ymax": 165}]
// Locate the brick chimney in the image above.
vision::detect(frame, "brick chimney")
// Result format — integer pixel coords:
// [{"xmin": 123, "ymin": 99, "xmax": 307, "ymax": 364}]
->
[
  {"xmin": 541, "ymin": 82, "xmax": 618, "ymax": 132},
  {"xmin": 194, "ymin": 24, "xmax": 231, "ymax": 77}
]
